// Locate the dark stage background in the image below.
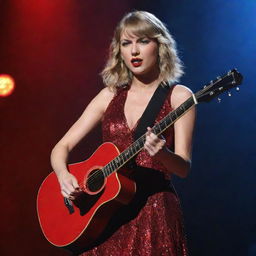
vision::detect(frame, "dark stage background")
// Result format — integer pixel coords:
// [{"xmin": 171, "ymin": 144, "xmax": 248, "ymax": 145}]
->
[{"xmin": 0, "ymin": 0, "xmax": 255, "ymax": 255}]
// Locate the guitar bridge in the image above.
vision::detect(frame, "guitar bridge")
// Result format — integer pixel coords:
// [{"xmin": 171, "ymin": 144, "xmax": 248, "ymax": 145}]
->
[{"xmin": 64, "ymin": 198, "xmax": 74, "ymax": 214}]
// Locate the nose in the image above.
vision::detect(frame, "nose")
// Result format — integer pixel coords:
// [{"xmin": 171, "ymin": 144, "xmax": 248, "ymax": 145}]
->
[{"xmin": 131, "ymin": 43, "xmax": 139, "ymax": 56}]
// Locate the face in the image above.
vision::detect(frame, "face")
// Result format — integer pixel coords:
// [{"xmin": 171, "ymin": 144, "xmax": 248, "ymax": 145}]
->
[{"xmin": 120, "ymin": 29, "xmax": 159, "ymax": 77}]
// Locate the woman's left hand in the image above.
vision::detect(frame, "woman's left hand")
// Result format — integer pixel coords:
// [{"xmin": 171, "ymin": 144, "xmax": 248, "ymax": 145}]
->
[{"xmin": 144, "ymin": 127, "xmax": 166, "ymax": 156}]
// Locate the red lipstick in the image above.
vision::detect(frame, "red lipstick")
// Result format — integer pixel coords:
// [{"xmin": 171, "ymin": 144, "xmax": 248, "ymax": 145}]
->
[{"xmin": 131, "ymin": 58, "xmax": 142, "ymax": 67}]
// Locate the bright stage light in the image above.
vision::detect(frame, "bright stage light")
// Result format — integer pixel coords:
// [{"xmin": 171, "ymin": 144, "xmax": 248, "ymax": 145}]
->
[{"xmin": 0, "ymin": 74, "xmax": 15, "ymax": 97}]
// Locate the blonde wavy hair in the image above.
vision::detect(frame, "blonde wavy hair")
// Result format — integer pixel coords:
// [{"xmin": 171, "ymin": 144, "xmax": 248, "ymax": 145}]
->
[{"xmin": 101, "ymin": 11, "xmax": 184, "ymax": 90}]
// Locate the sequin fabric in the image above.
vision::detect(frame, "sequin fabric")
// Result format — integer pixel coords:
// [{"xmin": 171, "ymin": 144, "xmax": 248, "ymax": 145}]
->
[{"xmin": 80, "ymin": 86, "xmax": 188, "ymax": 256}]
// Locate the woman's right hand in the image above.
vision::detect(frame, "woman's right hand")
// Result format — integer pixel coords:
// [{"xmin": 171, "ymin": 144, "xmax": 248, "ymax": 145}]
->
[{"xmin": 57, "ymin": 171, "xmax": 81, "ymax": 200}]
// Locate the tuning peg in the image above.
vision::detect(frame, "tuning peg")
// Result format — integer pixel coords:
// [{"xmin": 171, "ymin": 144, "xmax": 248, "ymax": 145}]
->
[
  {"xmin": 217, "ymin": 97, "xmax": 221, "ymax": 103},
  {"xmin": 228, "ymin": 91, "xmax": 232, "ymax": 97},
  {"xmin": 236, "ymin": 87, "xmax": 240, "ymax": 91},
  {"xmin": 216, "ymin": 76, "xmax": 221, "ymax": 80}
]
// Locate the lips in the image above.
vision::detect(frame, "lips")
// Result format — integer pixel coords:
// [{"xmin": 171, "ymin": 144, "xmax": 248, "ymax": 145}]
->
[{"xmin": 131, "ymin": 58, "xmax": 142, "ymax": 67}]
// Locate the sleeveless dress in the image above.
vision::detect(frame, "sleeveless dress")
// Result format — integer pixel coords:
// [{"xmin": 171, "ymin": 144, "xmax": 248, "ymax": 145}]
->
[{"xmin": 81, "ymin": 86, "xmax": 188, "ymax": 256}]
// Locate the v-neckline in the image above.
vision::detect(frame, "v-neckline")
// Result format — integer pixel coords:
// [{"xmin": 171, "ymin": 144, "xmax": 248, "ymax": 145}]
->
[
  {"xmin": 123, "ymin": 85, "xmax": 158, "ymax": 132},
  {"xmin": 123, "ymin": 89, "xmax": 140, "ymax": 132}
]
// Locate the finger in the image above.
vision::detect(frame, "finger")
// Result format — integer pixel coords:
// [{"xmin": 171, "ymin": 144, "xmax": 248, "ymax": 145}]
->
[
  {"xmin": 146, "ymin": 126, "xmax": 153, "ymax": 136},
  {"xmin": 146, "ymin": 128, "xmax": 161, "ymax": 143},
  {"xmin": 147, "ymin": 135, "xmax": 160, "ymax": 148},
  {"xmin": 157, "ymin": 138, "xmax": 165, "ymax": 148},
  {"xmin": 61, "ymin": 182, "xmax": 77, "ymax": 197},
  {"xmin": 145, "ymin": 139, "xmax": 165, "ymax": 156},
  {"xmin": 62, "ymin": 189, "xmax": 76, "ymax": 200},
  {"xmin": 71, "ymin": 188, "xmax": 83, "ymax": 197},
  {"xmin": 61, "ymin": 190, "xmax": 70, "ymax": 198},
  {"xmin": 65, "ymin": 183, "xmax": 76, "ymax": 194},
  {"xmin": 61, "ymin": 186, "xmax": 71, "ymax": 197},
  {"xmin": 68, "ymin": 195, "xmax": 75, "ymax": 200},
  {"xmin": 144, "ymin": 142, "xmax": 156, "ymax": 156},
  {"xmin": 71, "ymin": 178, "xmax": 80, "ymax": 190},
  {"xmin": 145, "ymin": 138, "xmax": 160, "ymax": 152}
]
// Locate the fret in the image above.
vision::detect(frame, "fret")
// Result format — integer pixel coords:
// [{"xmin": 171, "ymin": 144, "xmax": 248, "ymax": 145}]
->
[
  {"xmin": 110, "ymin": 161, "xmax": 116, "ymax": 172},
  {"xmin": 108, "ymin": 164, "xmax": 113, "ymax": 175},
  {"xmin": 170, "ymin": 111, "xmax": 177, "ymax": 122},
  {"xmin": 133, "ymin": 142, "xmax": 137, "ymax": 152},
  {"xmin": 122, "ymin": 150, "xmax": 129, "ymax": 160},
  {"xmin": 167, "ymin": 113, "xmax": 173, "ymax": 124},
  {"xmin": 119, "ymin": 154, "xmax": 124, "ymax": 165},
  {"xmin": 102, "ymin": 167, "xmax": 106, "ymax": 177},
  {"xmin": 113, "ymin": 158, "xmax": 117, "ymax": 169},
  {"xmin": 104, "ymin": 166, "xmax": 109, "ymax": 177},
  {"xmin": 118, "ymin": 155, "xmax": 124, "ymax": 166},
  {"xmin": 123, "ymin": 153, "xmax": 127, "ymax": 162},
  {"xmin": 130, "ymin": 146, "xmax": 135, "ymax": 155},
  {"xmin": 139, "ymin": 136, "xmax": 145, "ymax": 145},
  {"xmin": 104, "ymin": 165, "xmax": 110, "ymax": 176},
  {"xmin": 153, "ymin": 123, "xmax": 161, "ymax": 134},
  {"xmin": 124, "ymin": 149, "xmax": 130, "ymax": 160},
  {"xmin": 114, "ymin": 157, "xmax": 119, "ymax": 166},
  {"xmin": 163, "ymin": 116, "xmax": 168, "ymax": 128},
  {"xmin": 175, "ymin": 105, "xmax": 184, "ymax": 117},
  {"xmin": 161, "ymin": 115, "xmax": 171, "ymax": 129},
  {"xmin": 133, "ymin": 141, "xmax": 139, "ymax": 151}
]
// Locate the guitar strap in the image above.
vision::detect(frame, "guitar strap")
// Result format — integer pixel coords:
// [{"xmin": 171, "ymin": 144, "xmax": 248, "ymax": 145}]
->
[
  {"xmin": 126, "ymin": 82, "xmax": 172, "ymax": 169},
  {"xmin": 133, "ymin": 81, "xmax": 172, "ymax": 141}
]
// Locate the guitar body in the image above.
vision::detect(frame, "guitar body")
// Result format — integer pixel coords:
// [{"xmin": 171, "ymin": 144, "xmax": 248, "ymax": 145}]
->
[{"xmin": 37, "ymin": 142, "xmax": 136, "ymax": 252}]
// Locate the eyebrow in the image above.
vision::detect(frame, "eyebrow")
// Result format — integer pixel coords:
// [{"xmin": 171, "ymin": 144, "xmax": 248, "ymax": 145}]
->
[{"xmin": 120, "ymin": 36, "xmax": 148, "ymax": 41}]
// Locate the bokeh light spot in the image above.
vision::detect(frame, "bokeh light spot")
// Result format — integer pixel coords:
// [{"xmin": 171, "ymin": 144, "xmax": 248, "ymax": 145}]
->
[{"xmin": 0, "ymin": 74, "xmax": 15, "ymax": 97}]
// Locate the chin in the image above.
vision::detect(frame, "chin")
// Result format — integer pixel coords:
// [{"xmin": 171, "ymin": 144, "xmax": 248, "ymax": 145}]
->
[{"xmin": 131, "ymin": 67, "xmax": 147, "ymax": 75}]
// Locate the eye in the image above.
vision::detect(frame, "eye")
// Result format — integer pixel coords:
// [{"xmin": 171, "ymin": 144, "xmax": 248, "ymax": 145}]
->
[
  {"xmin": 139, "ymin": 38, "xmax": 150, "ymax": 44},
  {"xmin": 121, "ymin": 41, "xmax": 130, "ymax": 47}
]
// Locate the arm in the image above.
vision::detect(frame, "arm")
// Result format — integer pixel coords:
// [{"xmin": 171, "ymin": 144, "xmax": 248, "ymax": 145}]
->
[
  {"xmin": 51, "ymin": 87, "xmax": 114, "ymax": 198},
  {"xmin": 144, "ymin": 85, "xmax": 196, "ymax": 178}
]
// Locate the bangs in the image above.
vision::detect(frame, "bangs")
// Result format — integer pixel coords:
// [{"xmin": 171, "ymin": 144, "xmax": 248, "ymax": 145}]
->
[{"xmin": 120, "ymin": 16, "xmax": 161, "ymax": 39}]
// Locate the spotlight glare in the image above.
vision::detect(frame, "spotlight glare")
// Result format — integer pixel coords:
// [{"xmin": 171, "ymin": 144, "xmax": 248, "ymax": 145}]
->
[{"xmin": 0, "ymin": 74, "xmax": 15, "ymax": 97}]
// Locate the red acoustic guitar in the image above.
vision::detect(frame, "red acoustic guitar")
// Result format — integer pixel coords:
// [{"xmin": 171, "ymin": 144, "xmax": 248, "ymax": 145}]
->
[{"xmin": 37, "ymin": 69, "xmax": 242, "ymax": 252}]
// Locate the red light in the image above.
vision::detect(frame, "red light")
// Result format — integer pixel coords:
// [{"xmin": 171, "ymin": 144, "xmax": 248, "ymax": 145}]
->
[{"xmin": 0, "ymin": 74, "xmax": 15, "ymax": 97}]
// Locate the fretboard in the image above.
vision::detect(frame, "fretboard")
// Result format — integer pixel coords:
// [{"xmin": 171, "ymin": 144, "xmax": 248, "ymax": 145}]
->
[{"xmin": 102, "ymin": 95, "xmax": 196, "ymax": 177}]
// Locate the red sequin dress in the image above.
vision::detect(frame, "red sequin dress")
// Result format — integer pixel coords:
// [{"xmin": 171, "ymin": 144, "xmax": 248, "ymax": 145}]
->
[{"xmin": 81, "ymin": 86, "xmax": 188, "ymax": 256}]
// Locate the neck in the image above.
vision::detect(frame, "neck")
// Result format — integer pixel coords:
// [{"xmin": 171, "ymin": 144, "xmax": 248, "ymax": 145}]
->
[{"xmin": 131, "ymin": 69, "xmax": 161, "ymax": 90}]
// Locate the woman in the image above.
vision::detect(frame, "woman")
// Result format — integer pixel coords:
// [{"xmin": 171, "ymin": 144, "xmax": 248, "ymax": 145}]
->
[{"xmin": 51, "ymin": 11, "xmax": 195, "ymax": 255}]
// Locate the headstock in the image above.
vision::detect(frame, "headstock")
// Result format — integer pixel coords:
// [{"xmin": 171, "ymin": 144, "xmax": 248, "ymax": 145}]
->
[{"xmin": 195, "ymin": 69, "xmax": 243, "ymax": 103}]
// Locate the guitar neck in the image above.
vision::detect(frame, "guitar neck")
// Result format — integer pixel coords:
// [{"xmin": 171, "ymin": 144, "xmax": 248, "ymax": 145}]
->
[{"xmin": 102, "ymin": 95, "xmax": 196, "ymax": 177}]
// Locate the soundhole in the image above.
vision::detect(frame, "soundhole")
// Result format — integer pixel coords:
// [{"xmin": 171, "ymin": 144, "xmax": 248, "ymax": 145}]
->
[{"xmin": 86, "ymin": 169, "xmax": 105, "ymax": 193}]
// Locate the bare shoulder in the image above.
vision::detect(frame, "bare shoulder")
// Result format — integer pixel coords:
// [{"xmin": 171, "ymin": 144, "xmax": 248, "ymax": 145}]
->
[
  {"xmin": 91, "ymin": 87, "xmax": 115, "ymax": 110},
  {"xmin": 171, "ymin": 84, "xmax": 193, "ymax": 108},
  {"xmin": 97, "ymin": 87, "xmax": 115, "ymax": 101}
]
